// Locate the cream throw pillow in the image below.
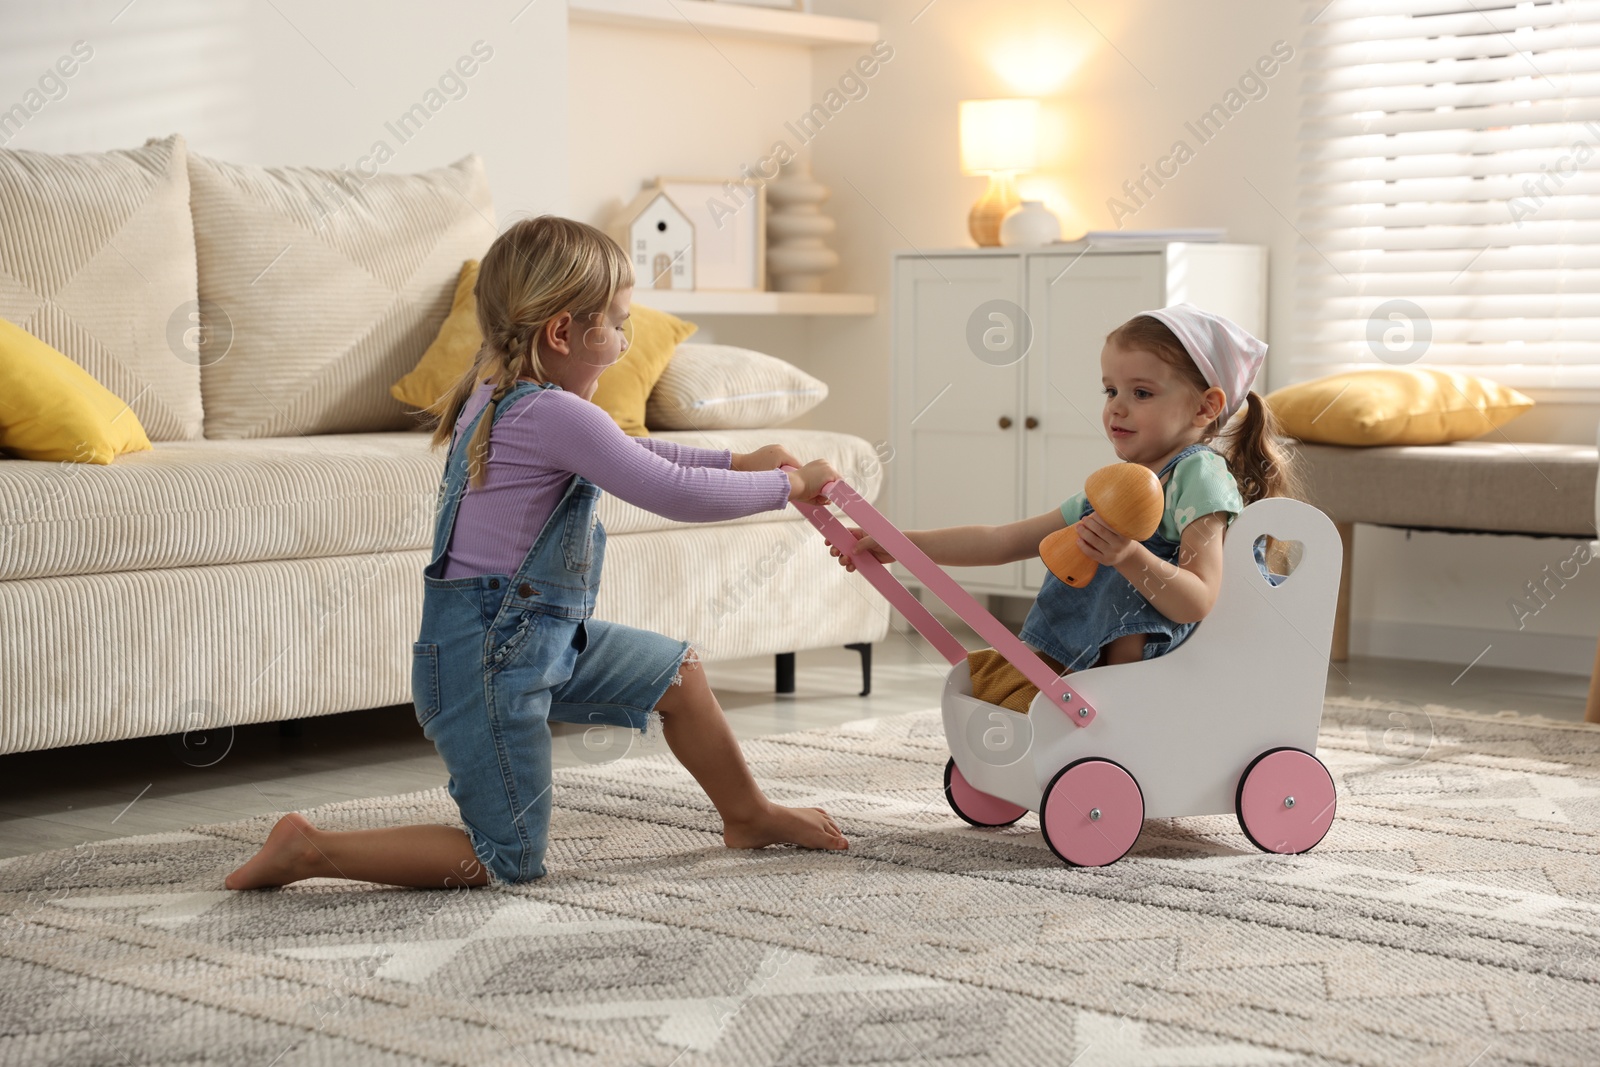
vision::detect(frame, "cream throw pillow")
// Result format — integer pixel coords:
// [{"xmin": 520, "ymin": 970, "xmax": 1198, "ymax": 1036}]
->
[
  {"xmin": 646, "ymin": 343, "xmax": 827, "ymax": 430},
  {"xmin": 0, "ymin": 134, "xmax": 202, "ymax": 440},
  {"xmin": 188, "ymin": 152, "xmax": 495, "ymax": 438}
]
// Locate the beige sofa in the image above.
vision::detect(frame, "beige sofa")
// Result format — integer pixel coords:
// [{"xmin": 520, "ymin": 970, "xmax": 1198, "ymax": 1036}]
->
[{"xmin": 0, "ymin": 135, "xmax": 887, "ymax": 755}]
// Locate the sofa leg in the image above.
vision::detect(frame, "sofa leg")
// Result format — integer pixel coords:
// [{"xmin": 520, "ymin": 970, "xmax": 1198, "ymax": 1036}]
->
[
  {"xmin": 845, "ymin": 642, "xmax": 872, "ymax": 696},
  {"xmin": 1331, "ymin": 521, "xmax": 1353, "ymax": 663},
  {"xmin": 776, "ymin": 652, "xmax": 795, "ymax": 695}
]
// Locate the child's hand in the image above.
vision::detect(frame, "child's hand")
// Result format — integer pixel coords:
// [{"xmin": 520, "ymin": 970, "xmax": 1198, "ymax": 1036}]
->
[
  {"xmin": 732, "ymin": 445, "xmax": 801, "ymax": 472},
  {"xmin": 786, "ymin": 460, "xmax": 841, "ymax": 505},
  {"xmin": 1075, "ymin": 513, "xmax": 1140, "ymax": 569},
  {"xmin": 826, "ymin": 528, "xmax": 895, "ymax": 572}
]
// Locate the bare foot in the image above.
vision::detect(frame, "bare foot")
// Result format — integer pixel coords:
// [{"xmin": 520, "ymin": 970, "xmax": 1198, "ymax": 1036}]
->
[
  {"xmin": 723, "ymin": 803, "xmax": 848, "ymax": 852},
  {"xmin": 225, "ymin": 813, "xmax": 326, "ymax": 890}
]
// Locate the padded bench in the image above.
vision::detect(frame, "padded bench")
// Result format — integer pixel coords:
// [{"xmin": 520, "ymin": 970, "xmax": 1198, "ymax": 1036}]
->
[{"xmin": 1292, "ymin": 439, "xmax": 1600, "ymax": 722}]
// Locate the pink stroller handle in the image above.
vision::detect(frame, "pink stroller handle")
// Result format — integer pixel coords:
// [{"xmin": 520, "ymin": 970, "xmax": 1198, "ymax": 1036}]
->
[{"xmin": 786, "ymin": 468, "xmax": 1096, "ymax": 727}]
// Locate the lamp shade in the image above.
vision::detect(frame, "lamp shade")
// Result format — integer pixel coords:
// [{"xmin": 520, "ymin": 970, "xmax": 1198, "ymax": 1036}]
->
[{"xmin": 959, "ymin": 98, "xmax": 1040, "ymax": 175}]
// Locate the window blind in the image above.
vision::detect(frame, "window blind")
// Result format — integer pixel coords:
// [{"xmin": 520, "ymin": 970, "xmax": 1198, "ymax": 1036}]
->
[{"xmin": 1298, "ymin": 0, "xmax": 1600, "ymax": 392}]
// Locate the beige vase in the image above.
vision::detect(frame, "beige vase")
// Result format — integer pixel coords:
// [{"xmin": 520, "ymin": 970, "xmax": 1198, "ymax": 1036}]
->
[{"xmin": 765, "ymin": 156, "xmax": 840, "ymax": 293}]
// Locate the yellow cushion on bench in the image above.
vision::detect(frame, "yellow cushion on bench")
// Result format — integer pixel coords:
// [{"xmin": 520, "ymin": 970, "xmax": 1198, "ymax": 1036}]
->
[{"xmin": 1267, "ymin": 368, "xmax": 1533, "ymax": 446}]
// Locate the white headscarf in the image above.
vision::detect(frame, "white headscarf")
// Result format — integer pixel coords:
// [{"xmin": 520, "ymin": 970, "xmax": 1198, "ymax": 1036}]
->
[{"xmin": 1137, "ymin": 303, "xmax": 1267, "ymax": 423}]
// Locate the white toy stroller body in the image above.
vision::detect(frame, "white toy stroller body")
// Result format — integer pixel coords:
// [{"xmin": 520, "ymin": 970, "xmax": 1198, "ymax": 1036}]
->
[{"xmin": 793, "ymin": 479, "xmax": 1343, "ymax": 867}]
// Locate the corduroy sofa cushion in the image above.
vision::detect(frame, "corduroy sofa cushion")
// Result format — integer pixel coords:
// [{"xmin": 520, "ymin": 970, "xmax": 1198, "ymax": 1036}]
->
[
  {"xmin": 0, "ymin": 134, "xmax": 202, "ymax": 441},
  {"xmin": 0, "ymin": 433, "xmax": 443, "ymax": 581},
  {"xmin": 186, "ymin": 152, "xmax": 496, "ymax": 439},
  {"xmin": 0, "ymin": 428, "xmax": 884, "ymax": 581}
]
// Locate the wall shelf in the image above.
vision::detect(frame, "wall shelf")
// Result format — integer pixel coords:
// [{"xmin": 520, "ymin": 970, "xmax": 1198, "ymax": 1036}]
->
[
  {"xmin": 633, "ymin": 290, "xmax": 876, "ymax": 316},
  {"xmin": 568, "ymin": 0, "xmax": 880, "ymax": 46}
]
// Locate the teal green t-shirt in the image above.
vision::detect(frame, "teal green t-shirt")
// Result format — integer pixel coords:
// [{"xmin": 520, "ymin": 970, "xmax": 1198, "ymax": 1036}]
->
[{"xmin": 1059, "ymin": 450, "xmax": 1244, "ymax": 543}]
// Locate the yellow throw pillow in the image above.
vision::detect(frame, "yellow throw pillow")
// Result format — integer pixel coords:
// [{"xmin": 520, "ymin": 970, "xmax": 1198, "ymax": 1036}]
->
[
  {"xmin": 591, "ymin": 304, "xmax": 697, "ymax": 437},
  {"xmin": 1266, "ymin": 367, "xmax": 1534, "ymax": 446},
  {"xmin": 390, "ymin": 259, "xmax": 696, "ymax": 436},
  {"xmin": 391, "ymin": 259, "xmax": 484, "ymax": 413},
  {"xmin": 0, "ymin": 317, "xmax": 152, "ymax": 463}
]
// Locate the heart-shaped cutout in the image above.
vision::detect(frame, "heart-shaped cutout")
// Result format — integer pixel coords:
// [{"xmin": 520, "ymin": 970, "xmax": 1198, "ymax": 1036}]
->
[{"xmin": 1252, "ymin": 534, "xmax": 1303, "ymax": 587}]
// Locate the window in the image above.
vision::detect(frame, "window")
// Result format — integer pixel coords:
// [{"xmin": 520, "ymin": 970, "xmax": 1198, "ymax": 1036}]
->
[{"xmin": 1297, "ymin": 1, "xmax": 1600, "ymax": 392}]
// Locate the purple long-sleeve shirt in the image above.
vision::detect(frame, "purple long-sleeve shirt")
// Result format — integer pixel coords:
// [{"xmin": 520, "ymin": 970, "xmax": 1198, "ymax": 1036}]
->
[{"xmin": 439, "ymin": 381, "xmax": 792, "ymax": 579}]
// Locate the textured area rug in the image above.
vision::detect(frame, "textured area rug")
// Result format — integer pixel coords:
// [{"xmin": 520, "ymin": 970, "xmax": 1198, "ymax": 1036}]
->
[{"xmin": 3, "ymin": 698, "xmax": 1599, "ymax": 1066}]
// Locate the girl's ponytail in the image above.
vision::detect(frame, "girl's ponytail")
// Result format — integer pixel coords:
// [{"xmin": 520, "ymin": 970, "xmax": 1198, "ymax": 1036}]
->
[{"xmin": 1219, "ymin": 390, "xmax": 1300, "ymax": 505}]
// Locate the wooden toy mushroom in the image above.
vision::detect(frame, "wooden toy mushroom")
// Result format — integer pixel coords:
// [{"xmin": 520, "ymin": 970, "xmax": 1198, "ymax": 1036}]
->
[{"xmin": 1039, "ymin": 463, "xmax": 1164, "ymax": 587}]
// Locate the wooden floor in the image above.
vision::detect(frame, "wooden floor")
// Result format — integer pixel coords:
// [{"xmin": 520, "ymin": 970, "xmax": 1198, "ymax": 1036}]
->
[{"xmin": 0, "ymin": 620, "xmax": 1590, "ymax": 860}]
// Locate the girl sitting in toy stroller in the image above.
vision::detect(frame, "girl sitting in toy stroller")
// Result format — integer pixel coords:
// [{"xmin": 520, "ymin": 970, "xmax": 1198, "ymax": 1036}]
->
[
  {"xmin": 820, "ymin": 305, "xmax": 1335, "ymax": 865},
  {"xmin": 835, "ymin": 305, "xmax": 1298, "ymax": 714}
]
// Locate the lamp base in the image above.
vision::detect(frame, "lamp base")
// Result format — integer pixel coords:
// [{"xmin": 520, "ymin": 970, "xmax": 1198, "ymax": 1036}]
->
[{"xmin": 968, "ymin": 172, "xmax": 1020, "ymax": 247}]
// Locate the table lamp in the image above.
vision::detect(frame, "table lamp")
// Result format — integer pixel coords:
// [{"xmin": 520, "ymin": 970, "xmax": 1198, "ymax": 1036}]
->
[{"xmin": 959, "ymin": 98, "xmax": 1040, "ymax": 247}]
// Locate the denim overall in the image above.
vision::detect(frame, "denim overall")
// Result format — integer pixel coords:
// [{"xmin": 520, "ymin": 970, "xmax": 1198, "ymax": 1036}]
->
[
  {"xmin": 1019, "ymin": 442, "xmax": 1220, "ymax": 672},
  {"xmin": 411, "ymin": 379, "xmax": 691, "ymax": 884}
]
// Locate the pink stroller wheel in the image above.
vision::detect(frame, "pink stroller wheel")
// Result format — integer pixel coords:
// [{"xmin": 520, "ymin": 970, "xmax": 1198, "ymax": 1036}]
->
[
  {"xmin": 943, "ymin": 758, "xmax": 1027, "ymax": 828},
  {"xmin": 1040, "ymin": 758, "xmax": 1144, "ymax": 867},
  {"xmin": 1235, "ymin": 747, "xmax": 1336, "ymax": 855}
]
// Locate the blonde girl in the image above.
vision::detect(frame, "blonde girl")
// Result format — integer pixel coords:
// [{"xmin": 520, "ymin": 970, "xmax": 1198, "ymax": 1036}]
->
[{"xmin": 229, "ymin": 216, "xmax": 847, "ymax": 890}]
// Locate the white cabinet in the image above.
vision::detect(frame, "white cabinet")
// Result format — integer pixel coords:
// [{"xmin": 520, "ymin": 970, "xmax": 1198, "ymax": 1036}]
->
[
  {"xmin": 892, "ymin": 254, "xmax": 1025, "ymax": 589},
  {"xmin": 890, "ymin": 242, "xmax": 1267, "ymax": 597}
]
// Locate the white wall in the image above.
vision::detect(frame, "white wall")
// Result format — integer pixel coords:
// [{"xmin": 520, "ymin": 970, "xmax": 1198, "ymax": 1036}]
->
[
  {"xmin": 568, "ymin": 20, "xmax": 815, "ymax": 229},
  {"xmin": 0, "ymin": 0, "xmax": 568, "ymax": 222},
  {"xmin": 566, "ymin": 16, "xmax": 844, "ymax": 363},
  {"xmin": 806, "ymin": 0, "xmax": 1301, "ymax": 426}
]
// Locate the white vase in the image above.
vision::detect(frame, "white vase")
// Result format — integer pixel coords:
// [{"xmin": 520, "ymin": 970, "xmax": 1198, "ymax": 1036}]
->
[
  {"xmin": 999, "ymin": 200, "xmax": 1061, "ymax": 247},
  {"xmin": 765, "ymin": 156, "xmax": 839, "ymax": 293}
]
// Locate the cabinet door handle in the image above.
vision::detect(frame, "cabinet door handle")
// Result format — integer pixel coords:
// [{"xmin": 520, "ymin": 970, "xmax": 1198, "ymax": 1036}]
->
[
  {"xmin": 1025, "ymin": 416, "xmax": 1039, "ymax": 430},
  {"xmin": 998, "ymin": 415, "xmax": 1013, "ymax": 429}
]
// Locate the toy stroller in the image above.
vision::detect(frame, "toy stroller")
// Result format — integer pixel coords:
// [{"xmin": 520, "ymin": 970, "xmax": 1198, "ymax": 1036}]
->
[{"xmin": 791, "ymin": 474, "xmax": 1342, "ymax": 867}]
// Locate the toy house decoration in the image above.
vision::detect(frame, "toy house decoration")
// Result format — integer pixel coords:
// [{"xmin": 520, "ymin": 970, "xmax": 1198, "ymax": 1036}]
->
[{"xmin": 613, "ymin": 185, "xmax": 695, "ymax": 290}]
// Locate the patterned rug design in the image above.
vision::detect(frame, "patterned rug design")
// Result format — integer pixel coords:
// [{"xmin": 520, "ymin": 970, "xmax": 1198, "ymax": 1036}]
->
[{"xmin": 2, "ymin": 697, "xmax": 1599, "ymax": 1066}]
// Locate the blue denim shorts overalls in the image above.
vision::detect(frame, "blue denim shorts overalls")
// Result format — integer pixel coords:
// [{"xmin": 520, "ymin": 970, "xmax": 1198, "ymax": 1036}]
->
[
  {"xmin": 1019, "ymin": 442, "xmax": 1221, "ymax": 672},
  {"xmin": 411, "ymin": 379, "xmax": 691, "ymax": 884}
]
